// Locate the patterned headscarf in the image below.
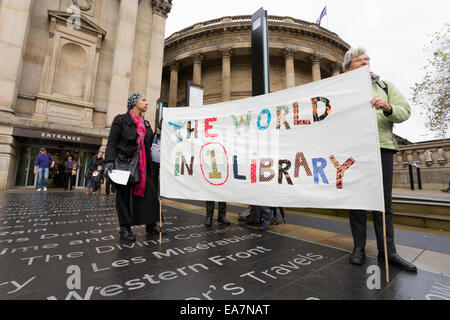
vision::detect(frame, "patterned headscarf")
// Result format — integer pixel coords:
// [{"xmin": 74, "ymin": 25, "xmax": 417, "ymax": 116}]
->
[{"xmin": 127, "ymin": 92, "xmax": 144, "ymax": 110}]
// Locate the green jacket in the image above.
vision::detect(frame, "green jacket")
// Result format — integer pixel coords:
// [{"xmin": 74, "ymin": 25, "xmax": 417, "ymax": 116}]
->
[{"xmin": 373, "ymin": 80, "xmax": 411, "ymax": 150}]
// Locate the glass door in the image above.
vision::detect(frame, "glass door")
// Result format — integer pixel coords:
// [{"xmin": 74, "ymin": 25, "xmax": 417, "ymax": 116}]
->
[
  {"xmin": 76, "ymin": 151, "xmax": 95, "ymax": 188},
  {"xmin": 15, "ymin": 146, "xmax": 39, "ymax": 187}
]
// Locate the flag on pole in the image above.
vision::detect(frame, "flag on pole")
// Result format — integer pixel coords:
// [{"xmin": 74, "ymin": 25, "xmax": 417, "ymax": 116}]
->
[{"xmin": 315, "ymin": 6, "xmax": 327, "ymax": 26}]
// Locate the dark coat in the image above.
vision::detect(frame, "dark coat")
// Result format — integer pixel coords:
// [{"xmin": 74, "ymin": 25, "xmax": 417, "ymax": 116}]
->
[
  {"xmin": 105, "ymin": 112, "xmax": 159, "ymax": 226},
  {"xmin": 64, "ymin": 160, "xmax": 78, "ymax": 174}
]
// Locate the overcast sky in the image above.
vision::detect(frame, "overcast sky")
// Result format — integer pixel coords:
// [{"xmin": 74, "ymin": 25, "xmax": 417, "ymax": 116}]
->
[{"xmin": 165, "ymin": 0, "xmax": 449, "ymax": 143}]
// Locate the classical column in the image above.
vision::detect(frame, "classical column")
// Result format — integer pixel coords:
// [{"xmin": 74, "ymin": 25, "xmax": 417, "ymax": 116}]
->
[
  {"xmin": 283, "ymin": 48, "xmax": 295, "ymax": 88},
  {"xmin": 416, "ymin": 149, "xmax": 426, "ymax": 166},
  {"xmin": 221, "ymin": 48, "xmax": 232, "ymax": 102},
  {"xmin": 106, "ymin": 0, "xmax": 139, "ymax": 127},
  {"xmin": 430, "ymin": 148, "xmax": 440, "ymax": 167},
  {"xmin": 168, "ymin": 61, "xmax": 180, "ymax": 108},
  {"xmin": 146, "ymin": 0, "xmax": 172, "ymax": 126},
  {"xmin": 310, "ymin": 54, "xmax": 322, "ymax": 82},
  {"xmin": 192, "ymin": 53, "xmax": 204, "ymax": 85},
  {"xmin": 0, "ymin": 0, "xmax": 35, "ymax": 115},
  {"xmin": 444, "ymin": 148, "xmax": 450, "ymax": 167},
  {"xmin": 331, "ymin": 61, "xmax": 341, "ymax": 76}
]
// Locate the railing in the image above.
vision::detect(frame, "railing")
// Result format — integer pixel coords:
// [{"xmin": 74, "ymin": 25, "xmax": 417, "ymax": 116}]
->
[
  {"xmin": 166, "ymin": 14, "xmax": 343, "ymax": 43},
  {"xmin": 395, "ymin": 139, "xmax": 450, "ymax": 168}
]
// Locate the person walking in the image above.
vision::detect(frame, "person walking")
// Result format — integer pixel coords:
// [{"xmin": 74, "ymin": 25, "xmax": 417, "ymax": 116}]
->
[
  {"xmin": 34, "ymin": 147, "xmax": 55, "ymax": 192},
  {"xmin": 63, "ymin": 155, "xmax": 78, "ymax": 190},
  {"xmin": 343, "ymin": 46, "xmax": 417, "ymax": 272},
  {"xmin": 104, "ymin": 92, "xmax": 163, "ymax": 241}
]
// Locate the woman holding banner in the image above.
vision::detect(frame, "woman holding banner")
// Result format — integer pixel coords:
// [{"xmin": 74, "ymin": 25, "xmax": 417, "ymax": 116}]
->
[
  {"xmin": 343, "ymin": 47, "xmax": 416, "ymax": 272},
  {"xmin": 104, "ymin": 92, "xmax": 164, "ymax": 242}
]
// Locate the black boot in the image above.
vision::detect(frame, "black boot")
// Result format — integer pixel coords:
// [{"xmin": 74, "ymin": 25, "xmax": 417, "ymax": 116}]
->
[
  {"xmin": 205, "ymin": 213, "xmax": 213, "ymax": 227},
  {"xmin": 217, "ymin": 202, "xmax": 230, "ymax": 225},
  {"xmin": 146, "ymin": 224, "xmax": 167, "ymax": 235},
  {"xmin": 217, "ymin": 212, "xmax": 230, "ymax": 225},
  {"xmin": 120, "ymin": 226, "xmax": 135, "ymax": 242},
  {"xmin": 348, "ymin": 210, "xmax": 367, "ymax": 265},
  {"xmin": 373, "ymin": 212, "xmax": 417, "ymax": 272}
]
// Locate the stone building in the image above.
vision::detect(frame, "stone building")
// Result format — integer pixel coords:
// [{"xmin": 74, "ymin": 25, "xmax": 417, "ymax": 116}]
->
[
  {"xmin": 160, "ymin": 15, "xmax": 349, "ymax": 107},
  {"xmin": 0, "ymin": 0, "xmax": 172, "ymax": 191},
  {"xmin": 160, "ymin": 16, "xmax": 450, "ymax": 190}
]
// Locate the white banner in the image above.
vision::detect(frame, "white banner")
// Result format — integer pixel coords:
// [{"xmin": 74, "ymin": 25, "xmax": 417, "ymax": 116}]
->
[{"xmin": 160, "ymin": 66, "xmax": 384, "ymax": 211}]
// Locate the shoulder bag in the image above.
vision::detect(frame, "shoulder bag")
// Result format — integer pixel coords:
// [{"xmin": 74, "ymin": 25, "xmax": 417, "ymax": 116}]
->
[{"xmin": 115, "ymin": 151, "xmax": 140, "ymax": 185}]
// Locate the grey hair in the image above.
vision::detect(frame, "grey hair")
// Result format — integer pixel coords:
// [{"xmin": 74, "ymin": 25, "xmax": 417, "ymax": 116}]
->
[{"xmin": 343, "ymin": 47, "xmax": 368, "ymax": 71}]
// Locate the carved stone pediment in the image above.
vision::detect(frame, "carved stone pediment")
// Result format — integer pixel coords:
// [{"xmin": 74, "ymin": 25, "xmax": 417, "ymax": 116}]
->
[{"xmin": 48, "ymin": 10, "xmax": 106, "ymax": 39}]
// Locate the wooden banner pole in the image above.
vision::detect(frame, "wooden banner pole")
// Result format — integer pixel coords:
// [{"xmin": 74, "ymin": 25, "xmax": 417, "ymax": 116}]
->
[
  {"xmin": 159, "ymin": 196, "xmax": 162, "ymax": 245},
  {"xmin": 382, "ymin": 211, "xmax": 390, "ymax": 283}
]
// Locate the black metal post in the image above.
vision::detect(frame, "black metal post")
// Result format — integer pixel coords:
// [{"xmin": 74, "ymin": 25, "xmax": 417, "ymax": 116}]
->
[
  {"xmin": 251, "ymin": 7, "xmax": 270, "ymax": 96},
  {"xmin": 416, "ymin": 166, "xmax": 422, "ymax": 190},
  {"xmin": 408, "ymin": 163, "xmax": 414, "ymax": 190}
]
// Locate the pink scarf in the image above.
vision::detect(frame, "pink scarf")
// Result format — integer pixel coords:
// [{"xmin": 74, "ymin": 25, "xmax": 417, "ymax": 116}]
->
[{"xmin": 129, "ymin": 110, "xmax": 147, "ymax": 198}]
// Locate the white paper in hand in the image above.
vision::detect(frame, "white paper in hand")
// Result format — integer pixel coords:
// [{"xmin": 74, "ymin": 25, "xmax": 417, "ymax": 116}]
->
[{"xmin": 108, "ymin": 170, "xmax": 130, "ymax": 185}]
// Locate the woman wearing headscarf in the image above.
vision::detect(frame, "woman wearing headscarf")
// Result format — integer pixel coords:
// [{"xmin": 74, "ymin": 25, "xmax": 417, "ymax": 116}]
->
[{"xmin": 104, "ymin": 92, "xmax": 164, "ymax": 241}]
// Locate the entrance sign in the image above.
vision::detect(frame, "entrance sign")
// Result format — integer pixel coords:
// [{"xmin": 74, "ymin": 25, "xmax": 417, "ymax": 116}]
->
[{"xmin": 160, "ymin": 66, "xmax": 384, "ymax": 211}]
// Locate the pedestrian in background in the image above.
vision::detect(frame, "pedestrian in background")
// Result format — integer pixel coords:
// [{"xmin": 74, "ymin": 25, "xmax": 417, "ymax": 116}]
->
[
  {"xmin": 63, "ymin": 154, "xmax": 78, "ymax": 191},
  {"xmin": 91, "ymin": 164, "xmax": 104, "ymax": 195},
  {"xmin": 85, "ymin": 151, "xmax": 105, "ymax": 195},
  {"xmin": 34, "ymin": 147, "xmax": 55, "ymax": 192}
]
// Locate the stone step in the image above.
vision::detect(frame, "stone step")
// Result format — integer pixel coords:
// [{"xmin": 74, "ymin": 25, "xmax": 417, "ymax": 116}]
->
[
  {"xmin": 392, "ymin": 199, "xmax": 450, "ymax": 217},
  {"xmin": 288, "ymin": 207, "xmax": 450, "ymax": 232}
]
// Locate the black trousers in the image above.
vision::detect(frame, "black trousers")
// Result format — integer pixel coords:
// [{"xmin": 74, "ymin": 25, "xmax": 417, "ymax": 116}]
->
[
  {"xmin": 349, "ymin": 149, "xmax": 396, "ymax": 252},
  {"xmin": 64, "ymin": 173, "xmax": 75, "ymax": 190},
  {"xmin": 206, "ymin": 201, "xmax": 226, "ymax": 217}
]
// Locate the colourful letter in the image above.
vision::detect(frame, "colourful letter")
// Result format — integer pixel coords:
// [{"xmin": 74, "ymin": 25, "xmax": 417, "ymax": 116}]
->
[
  {"xmin": 294, "ymin": 152, "xmax": 312, "ymax": 177},
  {"xmin": 259, "ymin": 158, "xmax": 275, "ymax": 182},
  {"xmin": 174, "ymin": 152, "xmax": 181, "ymax": 176},
  {"xmin": 329, "ymin": 155, "xmax": 356, "ymax": 189},
  {"xmin": 278, "ymin": 160, "xmax": 293, "ymax": 185},
  {"xmin": 186, "ymin": 120, "xmax": 198, "ymax": 139},
  {"xmin": 207, "ymin": 149, "xmax": 222, "ymax": 179},
  {"xmin": 312, "ymin": 97, "xmax": 332, "ymax": 122},
  {"xmin": 168, "ymin": 121, "xmax": 187, "ymax": 143},
  {"xmin": 231, "ymin": 112, "xmax": 251, "ymax": 135},
  {"xmin": 181, "ymin": 156, "xmax": 195, "ymax": 176},
  {"xmin": 276, "ymin": 106, "xmax": 291, "ymax": 130},
  {"xmin": 233, "ymin": 156, "xmax": 246, "ymax": 180},
  {"xmin": 293, "ymin": 102, "xmax": 311, "ymax": 125},
  {"xmin": 257, "ymin": 109, "xmax": 272, "ymax": 130},
  {"xmin": 205, "ymin": 118, "xmax": 218, "ymax": 138},
  {"xmin": 312, "ymin": 158, "xmax": 329, "ymax": 185}
]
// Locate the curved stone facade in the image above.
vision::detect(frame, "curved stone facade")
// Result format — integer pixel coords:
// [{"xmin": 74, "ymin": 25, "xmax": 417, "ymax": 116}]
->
[{"xmin": 161, "ymin": 15, "xmax": 350, "ymax": 107}]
